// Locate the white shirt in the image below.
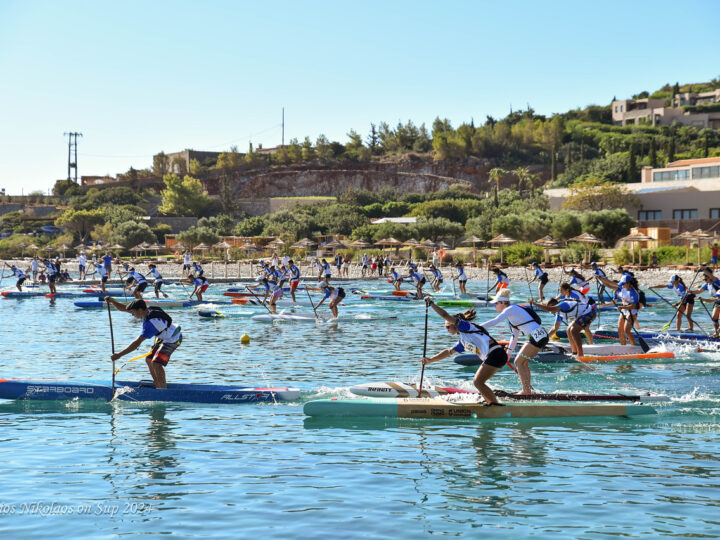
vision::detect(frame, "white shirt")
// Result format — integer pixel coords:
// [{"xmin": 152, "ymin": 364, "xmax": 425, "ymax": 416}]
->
[{"xmin": 481, "ymin": 304, "xmax": 545, "ymax": 355}]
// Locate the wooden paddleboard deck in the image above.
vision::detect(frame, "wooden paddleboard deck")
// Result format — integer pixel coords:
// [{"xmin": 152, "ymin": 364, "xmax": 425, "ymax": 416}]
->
[{"xmin": 303, "ymin": 398, "xmax": 657, "ymax": 419}]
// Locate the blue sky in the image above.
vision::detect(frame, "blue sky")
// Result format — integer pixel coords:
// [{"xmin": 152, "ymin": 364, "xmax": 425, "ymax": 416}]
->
[{"xmin": 1, "ymin": 0, "xmax": 718, "ymax": 194}]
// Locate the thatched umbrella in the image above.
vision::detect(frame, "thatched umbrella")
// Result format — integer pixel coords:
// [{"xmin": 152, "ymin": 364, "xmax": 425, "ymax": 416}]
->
[
  {"xmin": 324, "ymin": 239, "xmax": 347, "ymax": 250},
  {"xmin": 17, "ymin": 242, "xmax": 27, "ymax": 257},
  {"xmin": 27, "ymin": 243, "xmax": 39, "ymax": 252},
  {"xmin": 489, "ymin": 234, "xmax": 516, "ymax": 264},
  {"xmin": 533, "ymin": 235, "xmax": 563, "ymax": 264},
  {"xmin": 618, "ymin": 232, "xmax": 653, "ymax": 265},
  {"xmin": 690, "ymin": 229, "xmax": 714, "ymax": 265},
  {"xmin": 108, "ymin": 244, "xmax": 126, "ymax": 253},
  {"xmin": 461, "ymin": 235, "xmax": 482, "ymax": 263},
  {"xmin": 194, "ymin": 243, "xmax": 211, "ymax": 253},
  {"xmin": 375, "ymin": 237, "xmax": 402, "ymax": 256},
  {"xmin": 672, "ymin": 231, "xmax": 695, "ymax": 265},
  {"xmin": 349, "ymin": 239, "xmax": 373, "ymax": 249},
  {"xmin": 568, "ymin": 232, "xmax": 601, "ymax": 264},
  {"xmin": 147, "ymin": 242, "xmax": 164, "ymax": 257},
  {"xmin": 213, "ymin": 240, "xmax": 233, "ymax": 261}
]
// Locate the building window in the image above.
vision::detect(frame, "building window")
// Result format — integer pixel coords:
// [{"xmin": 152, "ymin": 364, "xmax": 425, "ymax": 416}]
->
[
  {"xmin": 711, "ymin": 208, "xmax": 720, "ymax": 219},
  {"xmin": 692, "ymin": 166, "xmax": 720, "ymax": 179},
  {"xmin": 620, "ymin": 105, "xmax": 624, "ymax": 112},
  {"xmin": 615, "ymin": 106, "xmax": 618, "ymax": 112},
  {"xmin": 673, "ymin": 209, "xmax": 698, "ymax": 220},
  {"xmin": 638, "ymin": 210, "xmax": 662, "ymax": 221},
  {"xmin": 653, "ymin": 169, "xmax": 691, "ymax": 181}
]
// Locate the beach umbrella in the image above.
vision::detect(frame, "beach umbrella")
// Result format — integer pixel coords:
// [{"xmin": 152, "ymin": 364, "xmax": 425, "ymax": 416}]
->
[
  {"xmin": 489, "ymin": 234, "xmax": 516, "ymax": 264},
  {"xmin": 618, "ymin": 232, "xmax": 653, "ymax": 265},
  {"xmin": 108, "ymin": 244, "xmax": 125, "ymax": 252},
  {"xmin": 296, "ymin": 237, "xmax": 317, "ymax": 247},
  {"xmin": 147, "ymin": 243, "xmax": 164, "ymax": 257},
  {"xmin": 461, "ymin": 235, "xmax": 482, "ymax": 263},
  {"xmin": 349, "ymin": 239, "xmax": 373, "ymax": 248},
  {"xmin": 17, "ymin": 242, "xmax": 27, "ymax": 257},
  {"xmin": 375, "ymin": 237, "xmax": 403, "ymax": 256},
  {"xmin": 672, "ymin": 231, "xmax": 695, "ymax": 265},
  {"xmin": 194, "ymin": 243, "xmax": 210, "ymax": 252},
  {"xmin": 213, "ymin": 240, "xmax": 233, "ymax": 260},
  {"xmin": 568, "ymin": 232, "xmax": 601, "ymax": 264},
  {"xmin": 690, "ymin": 229, "xmax": 714, "ymax": 265},
  {"xmin": 436, "ymin": 240, "xmax": 450, "ymax": 249},
  {"xmin": 324, "ymin": 239, "xmax": 347, "ymax": 250},
  {"xmin": 533, "ymin": 235, "xmax": 563, "ymax": 263},
  {"xmin": 57, "ymin": 244, "xmax": 70, "ymax": 258}
]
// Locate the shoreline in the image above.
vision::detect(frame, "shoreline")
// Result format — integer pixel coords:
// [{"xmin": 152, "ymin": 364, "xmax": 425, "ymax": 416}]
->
[{"xmin": 1, "ymin": 258, "xmax": 712, "ymax": 290}]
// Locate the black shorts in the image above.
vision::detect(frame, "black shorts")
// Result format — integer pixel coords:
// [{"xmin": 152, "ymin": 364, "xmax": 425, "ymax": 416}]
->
[
  {"xmin": 574, "ymin": 310, "xmax": 597, "ymax": 329},
  {"xmin": 530, "ymin": 335, "xmax": 549, "ymax": 349},
  {"xmin": 101, "ymin": 276, "xmax": 108, "ymax": 283},
  {"xmin": 154, "ymin": 281, "xmax": 163, "ymax": 291},
  {"xmin": 436, "ymin": 278, "xmax": 444, "ymax": 284},
  {"xmin": 336, "ymin": 287, "xmax": 346, "ymax": 300},
  {"xmin": 48, "ymin": 275, "xmax": 56, "ymax": 283},
  {"xmin": 125, "ymin": 277, "xmax": 134, "ymax": 285},
  {"xmin": 681, "ymin": 293, "xmax": 695, "ymax": 306},
  {"xmin": 17, "ymin": 277, "xmax": 26, "ymax": 286},
  {"xmin": 135, "ymin": 282, "xmax": 148, "ymax": 293},
  {"xmin": 483, "ymin": 346, "xmax": 508, "ymax": 368},
  {"xmin": 540, "ymin": 275, "xmax": 549, "ymax": 285}
]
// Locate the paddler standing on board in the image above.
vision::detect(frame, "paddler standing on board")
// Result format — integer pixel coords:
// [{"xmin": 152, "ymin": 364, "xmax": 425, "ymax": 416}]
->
[
  {"xmin": 104, "ymin": 297, "xmax": 182, "ymax": 389},
  {"xmin": 288, "ymin": 259, "xmax": 301, "ymax": 302},
  {"xmin": 480, "ymin": 289, "xmax": 549, "ymax": 395},
  {"xmin": 313, "ymin": 281, "xmax": 346, "ymax": 319},
  {"xmin": 422, "ymin": 297, "xmax": 508, "ymax": 405},
  {"xmin": 530, "ymin": 294, "xmax": 596, "ymax": 357}
]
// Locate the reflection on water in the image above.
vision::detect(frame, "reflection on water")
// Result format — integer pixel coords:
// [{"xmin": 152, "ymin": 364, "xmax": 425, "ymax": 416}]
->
[{"xmin": 1, "ymin": 281, "xmax": 720, "ymax": 536}]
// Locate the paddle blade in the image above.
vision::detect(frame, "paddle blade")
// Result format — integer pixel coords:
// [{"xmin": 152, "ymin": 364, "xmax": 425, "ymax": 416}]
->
[{"xmin": 636, "ymin": 333, "xmax": 650, "ymax": 353}]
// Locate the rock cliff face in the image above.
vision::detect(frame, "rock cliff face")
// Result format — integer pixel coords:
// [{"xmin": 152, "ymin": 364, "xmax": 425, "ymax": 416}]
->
[{"xmin": 201, "ymin": 155, "xmax": 541, "ymax": 198}]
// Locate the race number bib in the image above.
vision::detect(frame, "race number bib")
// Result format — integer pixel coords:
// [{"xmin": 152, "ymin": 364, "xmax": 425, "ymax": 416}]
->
[{"xmin": 530, "ymin": 327, "xmax": 548, "ymax": 342}]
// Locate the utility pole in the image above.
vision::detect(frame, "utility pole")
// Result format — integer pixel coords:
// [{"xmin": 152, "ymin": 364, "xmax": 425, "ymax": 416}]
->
[
  {"xmin": 281, "ymin": 107, "xmax": 285, "ymax": 147},
  {"xmin": 64, "ymin": 131, "xmax": 82, "ymax": 182}
]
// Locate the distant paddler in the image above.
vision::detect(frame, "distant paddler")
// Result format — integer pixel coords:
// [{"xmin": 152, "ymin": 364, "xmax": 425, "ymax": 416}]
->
[
  {"xmin": 529, "ymin": 262, "xmax": 549, "ymax": 301},
  {"xmin": 405, "ymin": 263, "xmax": 426, "ymax": 299},
  {"xmin": 268, "ymin": 278, "xmax": 287, "ymax": 314},
  {"xmin": 5, "ymin": 264, "xmax": 28, "ymax": 291},
  {"xmin": 546, "ymin": 283, "xmax": 596, "ymax": 344},
  {"xmin": 187, "ymin": 274, "xmax": 209, "ymax": 302},
  {"xmin": 566, "ymin": 268, "xmax": 591, "ymax": 296},
  {"xmin": 422, "ymin": 297, "xmax": 508, "ymax": 405},
  {"xmin": 287, "ymin": 259, "xmax": 302, "ymax": 302},
  {"xmin": 595, "ymin": 273, "xmax": 640, "ymax": 346},
  {"xmin": 429, "ymin": 263, "xmax": 444, "ymax": 292},
  {"xmin": 590, "ymin": 262, "xmax": 609, "ymax": 301},
  {"xmin": 43, "ymin": 258, "xmax": 58, "ymax": 295},
  {"xmin": 694, "ymin": 269, "xmax": 720, "ymax": 336},
  {"xmin": 125, "ymin": 266, "xmax": 149, "ymax": 299},
  {"xmin": 455, "ymin": 262, "xmax": 468, "ymax": 295},
  {"xmin": 487, "ymin": 267, "xmax": 510, "ymax": 296},
  {"xmin": 649, "ymin": 275, "xmax": 695, "ymax": 332},
  {"xmin": 390, "ymin": 267, "xmax": 403, "ymax": 291},
  {"xmin": 104, "ymin": 297, "xmax": 182, "ymax": 389},
  {"xmin": 312, "ymin": 281, "xmax": 346, "ymax": 319},
  {"xmin": 77, "ymin": 251, "xmax": 87, "ymax": 281},
  {"xmin": 148, "ymin": 263, "xmax": 165, "ymax": 298},
  {"xmin": 481, "ymin": 288, "xmax": 548, "ymax": 395}
]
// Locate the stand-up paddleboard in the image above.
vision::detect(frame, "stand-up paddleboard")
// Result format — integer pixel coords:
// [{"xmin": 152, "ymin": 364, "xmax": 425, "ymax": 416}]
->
[
  {"xmin": 349, "ymin": 382, "xmax": 474, "ymax": 398},
  {"xmin": 227, "ymin": 286, "xmax": 303, "ymax": 293},
  {"xmin": 2, "ymin": 290, "xmax": 109, "ymax": 299},
  {"xmin": 198, "ymin": 309, "xmax": 254, "ymax": 318},
  {"xmin": 0, "ymin": 378, "xmax": 300, "ymax": 403},
  {"xmin": 555, "ymin": 329, "xmax": 720, "ymax": 343},
  {"xmin": 349, "ymin": 382, "xmax": 669, "ymax": 402},
  {"xmin": 74, "ymin": 300, "xmax": 235, "ymax": 309},
  {"xmin": 303, "ymin": 397, "xmax": 656, "ymax": 419}
]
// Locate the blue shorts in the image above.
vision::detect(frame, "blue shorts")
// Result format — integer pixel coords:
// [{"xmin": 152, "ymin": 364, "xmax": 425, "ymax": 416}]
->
[{"xmin": 712, "ymin": 256, "xmax": 718, "ymax": 265}]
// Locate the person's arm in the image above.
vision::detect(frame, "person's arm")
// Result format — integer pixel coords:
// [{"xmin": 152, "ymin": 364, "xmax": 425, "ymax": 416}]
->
[
  {"xmin": 421, "ymin": 348, "xmax": 455, "ymax": 365},
  {"xmin": 111, "ymin": 335, "xmax": 146, "ymax": 361},
  {"xmin": 528, "ymin": 299, "xmax": 560, "ymax": 313},
  {"xmin": 425, "ymin": 297, "xmax": 455, "ymax": 323},
  {"xmin": 506, "ymin": 326, "xmax": 520, "ymax": 358},
  {"xmin": 104, "ymin": 296, "xmax": 129, "ymax": 311},
  {"xmin": 478, "ymin": 308, "xmax": 510, "ymax": 329},
  {"xmin": 596, "ymin": 275, "xmax": 618, "ymax": 290}
]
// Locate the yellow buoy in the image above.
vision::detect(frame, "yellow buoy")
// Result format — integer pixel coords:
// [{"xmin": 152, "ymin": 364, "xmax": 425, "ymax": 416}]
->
[{"xmin": 240, "ymin": 333, "xmax": 250, "ymax": 344}]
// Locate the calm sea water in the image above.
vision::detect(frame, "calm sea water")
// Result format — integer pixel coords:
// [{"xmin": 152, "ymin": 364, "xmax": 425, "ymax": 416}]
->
[{"xmin": 0, "ymin": 280, "xmax": 718, "ymax": 538}]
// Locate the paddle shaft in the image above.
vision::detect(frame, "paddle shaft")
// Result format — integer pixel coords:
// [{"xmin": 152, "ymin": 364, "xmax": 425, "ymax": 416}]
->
[
  {"xmin": 523, "ymin": 266, "xmax": 534, "ymax": 301},
  {"xmin": 660, "ymin": 269, "xmax": 702, "ymax": 331},
  {"xmin": 651, "ymin": 286, "xmax": 708, "ymax": 335},
  {"xmin": 245, "ymin": 285, "xmax": 273, "ymax": 314},
  {"xmin": 305, "ymin": 285, "xmax": 320, "ymax": 321},
  {"xmin": 107, "ymin": 301, "xmax": 116, "ymax": 396},
  {"xmin": 418, "ymin": 302, "xmax": 429, "ymax": 397}
]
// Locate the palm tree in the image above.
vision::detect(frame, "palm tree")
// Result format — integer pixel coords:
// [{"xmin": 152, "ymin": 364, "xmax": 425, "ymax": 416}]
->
[
  {"xmin": 513, "ymin": 166, "xmax": 532, "ymax": 196},
  {"xmin": 488, "ymin": 168, "xmax": 506, "ymax": 208}
]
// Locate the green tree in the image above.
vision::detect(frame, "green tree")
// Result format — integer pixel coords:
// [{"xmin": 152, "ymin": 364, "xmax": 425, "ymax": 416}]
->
[
  {"xmin": 233, "ymin": 216, "xmax": 265, "ymax": 237},
  {"xmin": 315, "ymin": 134, "xmax": 333, "ymax": 160},
  {"xmin": 189, "ymin": 158, "xmax": 207, "ymax": 176},
  {"xmin": 151, "ymin": 223, "xmax": 172, "ymax": 244},
  {"xmin": 103, "ymin": 204, "xmax": 145, "ymax": 225},
  {"xmin": 153, "ymin": 152, "xmax": 170, "ymax": 176},
  {"xmin": 301, "ymin": 137, "xmax": 316, "ymax": 161},
  {"xmin": 550, "ymin": 212, "xmax": 582, "ymax": 240},
  {"xmin": 158, "ymin": 174, "xmax": 213, "ymax": 217},
  {"xmin": 177, "ymin": 226, "xmax": 220, "ymax": 249},
  {"xmin": 562, "ymin": 177, "xmax": 640, "ymax": 212},
  {"xmin": 216, "ymin": 146, "xmax": 244, "ymax": 171},
  {"xmin": 581, "ymin": 209, "xmax": 635, "ymax": 245},
  {"xmin": 314, "ymin": 204, "xmax": 368, "ymax": 235},
  {"xmin": 55, "ymin": 208, "xmax": 105, "ymax": 240},
  {"xmin": 488, "ymin": 168, "xmax": 506, "ymax": 207},
  {"xmin": 110, "ymin": 220, "xmax": 156, "ymax": 248}
]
